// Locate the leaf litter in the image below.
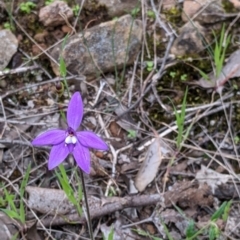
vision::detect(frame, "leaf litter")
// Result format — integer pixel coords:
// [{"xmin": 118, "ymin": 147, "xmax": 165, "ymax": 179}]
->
[{"xmin": 0, "ymin": 0, "xmax": 240, "ymax": 239}]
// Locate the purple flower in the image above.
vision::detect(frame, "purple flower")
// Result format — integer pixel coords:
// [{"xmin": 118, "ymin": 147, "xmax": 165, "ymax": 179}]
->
[{"xmin": 32, "ymin": 92, "xmax": 108, "ymax": 174}]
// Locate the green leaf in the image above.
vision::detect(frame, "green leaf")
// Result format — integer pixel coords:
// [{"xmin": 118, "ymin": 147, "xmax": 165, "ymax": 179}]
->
[
  {"xmin": 131, "ymin": 7, "xmax": 140, "ymax": 17},
  {"xmin": 59, "ymin": 35, "xmax": 70, "ymax": 97},
  {"xmin": 160, "ymin": 218, "xmax": 174, "ymax": 240},
  {"xmin": 185, "ymin": 220, "xmax": 197, "ymax": 238},
  {"xmin": 211, "ymin": 201, "xmax": 227, "ymax": 221},
  {"xmin": 222, "ymin": 200, "xmax": 232, "ymax": 221},
  {"xmin": 19, "ymin": 163, "xmax": 31, "ymax": 223},
  {"xmin": 1, "ymin": 209, "xmax": 21, "ymax": 221},
  {"xmin": 146, "ymin": 61, "xmax": 154, "ymax": 68},
  {"xmin": 56, "ymin": 165, "xmax": 82, "ymax": 216},
  {"xmin": 147, "ymin": 10, "xmax": 155, "ymax": 19},
  {"xmin": 173, "ymin": 87, "xmax": 188, "ymax": 149},
  {"xmin": 10, "ymin": 233, "xmax": 19, "ymax": 240},
  {"xmin": 107, "ymin": 226, "xmax": 114, "ymax": 240},
  {"xmin": 209, "ymin": 225, "xmax": 219, "ymax": 240},
  {"xmin": 198, "ymin": 69, "xmax": 209, "ymax": 81},
  {"xmin": 4, "ymin": 189, "xmax": 17, "ymax": 213},
  {"xmin": 59, "ymin": 55, "xmax": 67, "ymax": 78}
]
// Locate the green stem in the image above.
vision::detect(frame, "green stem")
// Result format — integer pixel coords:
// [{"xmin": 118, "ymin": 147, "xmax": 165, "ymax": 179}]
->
[{"xmin": 80, "ymin": 170, "xmax": 94, "ymax": 240}]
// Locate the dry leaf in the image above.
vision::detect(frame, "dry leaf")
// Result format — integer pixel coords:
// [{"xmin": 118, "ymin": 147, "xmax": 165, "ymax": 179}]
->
[
  {"xmin": 134, "ymin": 137, "xmax": 172, "ymax": 192},
  {"xmin": 26, "ymin": 221, "xmax": 41, "ymax": 240},
  {"xmin": 196, "ymin": 165, "xmax": 231, "ymax": 194}
]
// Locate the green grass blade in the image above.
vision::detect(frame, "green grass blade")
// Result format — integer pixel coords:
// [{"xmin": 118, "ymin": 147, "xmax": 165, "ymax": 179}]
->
[
  {"xmin": 19, "ymin": 164, "xmax": 31, "ymax": 223},
  {"xmin": 4, "ymin": 188, "xmax": 17, "ymax": 213},
  {"xmin": 160, "ymin": 217, "xmax": 174, "ymax": 240},
  {"xmin": 1, "ymin": 208, "xmax": 21, "ymax": 221},
  {"xmin": 107, "ymin": 226, "xmax": 114, "ymax": 240},
  {"xmin": 222, "ymin": 200, "xmax": 232, "ymax": 221},
  {"xmin": 174, "ymin": 87, "xmax": 188, "ymax": 149},
  {"xmin": 56, "ymin": 165, "xmax": 82, "ymax": 216},
  {"xmin": 211, "ymin": 201, "xmax": 227, "ymax": 221},
  {"xmin": 60, "ymin": 35, "xmax": 70, "ymax": 97}
]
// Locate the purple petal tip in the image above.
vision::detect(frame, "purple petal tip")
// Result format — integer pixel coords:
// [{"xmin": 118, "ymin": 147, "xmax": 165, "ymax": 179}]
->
[{"xmin": 67, "ymin": 92, "xmax": 83, "ymax": 131}]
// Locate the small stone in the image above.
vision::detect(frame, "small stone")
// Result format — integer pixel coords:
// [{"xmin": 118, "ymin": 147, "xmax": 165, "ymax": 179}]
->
[
  {"xmin": 0, "ymin": 30, "xmax": 18, "ymax": 71},
  {"xmin": 182, "ymin": 0, "xmax": 225, "ymax": 23},
  {"xmin": 39, "ymin": 1, "xmax": 73, "ymax": 27},
  {"xmin": 50, "ymin": 14, "xmax": 142, "ymax": 79},
  {"xmin": 61, "ymin": 25, "xmax": 72, "ymax": 34},
  {"xmin": 51, "ymin": 29, "xmax": 65, "ymax": 40},
  {"xmin": 171, "ymin": 21, "xmax": 206, "ymax": 56},
  {"xmin": 34, "ymin": 31, "xmax": 48, "ymax": 43},
  {"xmin": 32, "ymin": 43, "xmax": 47, "ymax": 56},
  {"xmin": 0, "ymin": 79, "xmax": 7, "ymax": 88}
]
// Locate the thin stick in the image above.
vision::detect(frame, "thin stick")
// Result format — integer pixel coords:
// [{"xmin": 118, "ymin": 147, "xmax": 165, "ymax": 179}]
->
[{"xmin": 80, "ymin": 169, "xmax": 94, "ymax": 240}]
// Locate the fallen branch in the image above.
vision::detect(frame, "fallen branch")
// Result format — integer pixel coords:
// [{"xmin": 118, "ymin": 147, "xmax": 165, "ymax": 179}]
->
[{"xmin": 37, "ymin": 181, "xmax": 214, "ymax": 227}]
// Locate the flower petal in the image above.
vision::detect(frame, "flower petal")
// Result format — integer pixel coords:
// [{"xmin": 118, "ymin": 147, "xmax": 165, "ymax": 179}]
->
[
  {"xmin": 77, "ymin": 131, "xmax": 108, "ymax": 150},
  {"xmin": 48, "ymin": 142, "xmax": 69, "ymax": 170},
  {"xmin": 32, "ymin": 129, "xmax": 65, "ymax": 146},
  {"xmin": 73, "ymin": 142, "xmax": 90, "ymax": 174},
  {"xmin": 67, "ymin": 92, "xmax": 83, "ymax": 130}
]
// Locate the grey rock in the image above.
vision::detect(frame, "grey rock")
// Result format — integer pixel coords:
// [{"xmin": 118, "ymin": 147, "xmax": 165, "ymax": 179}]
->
[
  {"xmin": 171, "ymin": 21, "xmax": 206, "ymax": 56},
  {"xmin": 39, "ymin": 0, "xmax": 73, "ymax": 27},
  {"xmin": 0, "ymin": 30, "xmax": 18, "ymax": 71},
  {"xmin": 50, "ymin": 14, "xmax": 142, "ymax": 78}
]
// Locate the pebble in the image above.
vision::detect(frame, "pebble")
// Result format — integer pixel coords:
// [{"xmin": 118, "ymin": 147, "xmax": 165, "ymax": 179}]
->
[
  {"xmin": 39, "ymin": 1, "xmax": 73, "ymax": 27},
  {"xmin": 0, "ymin": 29, "xmax": 18, "ymax": 71}
]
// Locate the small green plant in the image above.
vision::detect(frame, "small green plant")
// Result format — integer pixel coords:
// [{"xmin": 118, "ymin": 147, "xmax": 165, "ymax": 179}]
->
[
  {"xmin": 173, "ymin": 88, "xmax": 188, "ymax": 149},
  {"xmin": 3, "ymin": 22, "xmax": 14, "ymax": 31},
  {"xmin": 45, "ymin": 0, "xmax": 54, "ymax": 5},
  {"xmin": 131, "ymin": 7, "xmax": 140, "ymax": 17},
  {"xmin": 169, "ymin": 71, "xmax": 176, "ymax": 78},
  {"xmin": 72, "ymin": 4, "xmax": 80, "ymax": 16},
  {"xmin": 186, "ymin": 200, "xmax": 232, "ymax": 240},
  {"xmin": 234, "ymin": 136, "xmax": 240, "ymax": 144},
  {"xmin": 146, "ymin": 61, "xmax": 154, "ymax": 72},
  {"xmin": 55, "ymin": 164, "xmax": 83, "ymax": 216},
  {"xmin": 1, "ymin": 164, "xmax": 31, "ymax": 223},
  {"xmin": 180, "ymin": 73, "xmax": 188, "ymax": 81},
  {"xmin": 213, "ymin": 24, "xmax": 231, "ymax": 78},
  {"xmin": 147, "ymin": 10, "xmax": 156, "ymax": 19},
  {"xmin": 233, "ymin": 83, "xmax": 238, "ymax": 90},
  {"xmin": 107, "ymin": 186, "xmax": 117, "ymax": 197},
  {"xmin": 127, "ymin": 129, "xmax": 137, "ymax": 138},
  {"xmin": 19, "ymin": 2, "xmax": 36, "ymax": 14}
]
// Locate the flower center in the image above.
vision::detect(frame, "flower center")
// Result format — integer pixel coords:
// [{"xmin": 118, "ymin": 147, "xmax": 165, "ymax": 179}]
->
[{"xmin": 65, "ymin": 127, "xmax": 77, "ymax": 145}]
